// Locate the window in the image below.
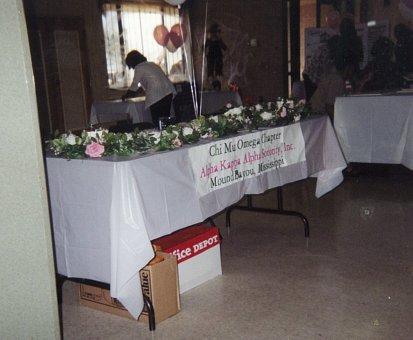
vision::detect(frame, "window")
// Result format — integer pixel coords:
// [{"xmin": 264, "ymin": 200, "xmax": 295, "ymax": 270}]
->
[{"xmin": 102, "ymin": 2, "xmax": 185, "ymax": 89}]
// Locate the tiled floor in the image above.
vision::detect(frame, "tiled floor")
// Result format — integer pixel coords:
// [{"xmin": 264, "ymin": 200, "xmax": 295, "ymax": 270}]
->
[{"xmin": 61, "ymin": 169, "xmax": 413, "ymax": 339}]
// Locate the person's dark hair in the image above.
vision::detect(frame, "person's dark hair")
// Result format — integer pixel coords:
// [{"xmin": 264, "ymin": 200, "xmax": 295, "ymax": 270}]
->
[
  {"xmin": 327, "ymin": 35, "xmax": 339, "ymax": 60},
  {"xmin": 339, "ymin": 18, "xmax": 357, "ymax": 39},
  {"xmin": 125, "ymin": 50, "xmax": 147, "ymax": 69}
]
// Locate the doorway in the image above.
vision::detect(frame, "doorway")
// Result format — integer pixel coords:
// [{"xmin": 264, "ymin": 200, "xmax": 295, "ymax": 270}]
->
[{"xmin": 26, "ymin": 16, "xmax": 92, "ymax": 138}]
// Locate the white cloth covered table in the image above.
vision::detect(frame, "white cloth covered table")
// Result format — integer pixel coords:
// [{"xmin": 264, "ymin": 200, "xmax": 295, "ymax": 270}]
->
[
  {"xmin": 200, "ymin": 91, "xmax": 242, "ymax": 115},
  {"xmin": 90, "ymin": 98, "xmax": 152, "ymax": 125},
  {"xmin": 334, "ymin": 94, "xmax": 413, "ymax": 169},
  {"xmin": 46, "ymin": 115, "xmax": 346, "ymax": 318}
]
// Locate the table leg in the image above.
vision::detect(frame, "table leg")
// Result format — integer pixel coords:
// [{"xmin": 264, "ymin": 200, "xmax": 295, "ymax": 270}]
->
[{"xmin": 225, "ymin": 187, "xmax": 309, "ymax": 238}]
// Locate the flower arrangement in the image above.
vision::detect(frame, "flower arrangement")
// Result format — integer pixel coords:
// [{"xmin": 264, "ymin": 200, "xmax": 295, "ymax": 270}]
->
[{"xmin": 47, "ymin": 98, "xmax": 316, "ymax": 159}]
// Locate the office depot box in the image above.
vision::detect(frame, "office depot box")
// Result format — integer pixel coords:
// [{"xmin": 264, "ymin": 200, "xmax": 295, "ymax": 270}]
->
[
  {"xmin": 152, "ymin": 226, "xmax": 222, "ymax": 293},
  {"xmin": 79, "ymin": 252, "xmax": 180, "ymax": 324}
]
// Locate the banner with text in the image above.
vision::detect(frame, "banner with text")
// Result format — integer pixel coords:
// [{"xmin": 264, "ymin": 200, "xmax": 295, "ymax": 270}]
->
[{"xmin": 189, "ymin": 123, "xmax": 306, "ymax": 196}]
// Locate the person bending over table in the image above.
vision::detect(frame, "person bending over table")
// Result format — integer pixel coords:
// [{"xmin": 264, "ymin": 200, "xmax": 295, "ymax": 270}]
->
[{"xmin": 122, "ymin": 50, "xmax": 176, "ymax": 126}]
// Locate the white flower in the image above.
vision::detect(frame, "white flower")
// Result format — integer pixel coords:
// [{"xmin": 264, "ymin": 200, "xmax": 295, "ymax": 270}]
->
[
  {"xmin": 294, "ymin": 115, "xmax": 301, "ymax": 122},
  {"xmin": 201, "ymin": 128, "xmax": 213, "ymax": 139},
  {"xmin": 182, "ymin": 127, "xmax": 194, "ymax": 136},
  {"xmin": 276, "ymin": 100, "xmax": 283, "ymax": 109},
  {"xmin": 86, "ymin": 129, "xmax": 108, "ymax": 141},
  {"xmin": 151, "ymin": 131, "xmax": 161, "ymax": 144},
  {"xmin": 190, "ymin": 120, "xmax": 199, "ymax": 128},
  {"xmin": 244, "ymin": 117, "xmax": 251, "ymax": 124},
  {"xmin": 260, "ymin": 111, "xmax": 273, "ymax": 121},
  {"xmin": 286, "ymin": 100, "xmax": 294, "ymax": 108},
  {"xmin": 226, "ymin": 103, "xmax": 233, "ymax": 108},
  {"xmin": 125, "ymin": 133, "xmax": 133, "ymax": 141},
  {"xmin": 224, "ymin": 107, "xmax": 242, "ymax": 117},
  {"xmin": 255, "ymin": 104, "xmax": 263, "ymax": 111},
  {"xmin": 210, "ymin": 115, "xmax": 219, "ymax": 123},
  {"xmin": 65, "ymin": 133, "xmax": 77, "ymax": 145}
]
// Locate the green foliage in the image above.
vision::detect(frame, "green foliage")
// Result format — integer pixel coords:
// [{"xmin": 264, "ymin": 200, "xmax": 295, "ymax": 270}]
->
[{"xmin": 47, "ymin": 98, "xmax": 317, "ymax": 159}]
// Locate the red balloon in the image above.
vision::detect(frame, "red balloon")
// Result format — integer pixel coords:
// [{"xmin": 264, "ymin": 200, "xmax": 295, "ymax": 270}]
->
[
  {"xmin": 169, "ymin": 32, "xmax": 183, "ymax": 49},
  {"xmin": 171, "ymin": 23, "xmax": 187, "ymax": 41},
  {"xmin": 153, "ymin": 25, "xmax": 169, "ymax": 47},
  {"xmin": 169, "ymin": 23, "xmax": 187, "ymax": 48}
]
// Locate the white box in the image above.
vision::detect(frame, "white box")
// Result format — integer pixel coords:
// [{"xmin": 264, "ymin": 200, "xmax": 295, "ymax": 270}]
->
[{"xmin": 178, "ymin": 244, "xmax": 222, "ymax": 293}]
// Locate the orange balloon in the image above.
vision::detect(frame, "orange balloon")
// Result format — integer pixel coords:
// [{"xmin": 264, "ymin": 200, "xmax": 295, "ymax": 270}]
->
[{"xmin": 153, "ymin": 25, "xmax": 169, "ymax": 47}]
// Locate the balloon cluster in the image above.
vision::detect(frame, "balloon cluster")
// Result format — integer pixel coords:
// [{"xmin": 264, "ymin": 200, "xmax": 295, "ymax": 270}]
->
[
  {"xmin": 164, "ymin": 0, "xmax": 186, "ymax": 5},
  {"xmin": 153, "ymin": 24, "xmax": 187, "ymax": 52}
]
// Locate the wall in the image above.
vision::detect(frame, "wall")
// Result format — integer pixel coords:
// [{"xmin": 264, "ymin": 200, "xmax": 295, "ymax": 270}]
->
[
  {"xmin": 189, "ymin": 0, "xmax": 286, "ymax": 101},
  {"xmin": 362, "ymin": 0, "xmax": 413, "ymax": 37},
  {"xmin": 300, "ymin": 0, "xmax": 316, "ymax": 77},
  {"xmin": 0, "ymin": 0, "xmax": 60, "ymax": 338},
  {"xmin": 26, "ymin": 0, "xmax": 112, "ymax": 101}
]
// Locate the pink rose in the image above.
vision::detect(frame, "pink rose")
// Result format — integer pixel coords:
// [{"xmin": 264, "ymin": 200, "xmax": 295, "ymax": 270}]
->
[
  {"xmin": 85, "ymin": 142, "xmax": 105, "ymax": 158},
  {"xmin": 172, "ymin": 138, "xmax": 182, "ymax": 148},
  {"xmin": 281, "ymin": 107, "xmax": 287, "ymax": 118}
]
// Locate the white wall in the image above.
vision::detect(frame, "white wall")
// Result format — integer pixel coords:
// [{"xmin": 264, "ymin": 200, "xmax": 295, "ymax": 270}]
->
[{"xmin": 0, "ymin": 0, "xmax": 60, "ymax": 338}]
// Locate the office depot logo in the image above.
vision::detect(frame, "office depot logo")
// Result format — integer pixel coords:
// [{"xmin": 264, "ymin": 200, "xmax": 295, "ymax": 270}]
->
[
  {"xmin": 171, "ymin": 234, "xmax": 220, "ymax": 263},
  {"xmin": 153, "ymin": 226, "xmax": 221, "ymax": 264}
]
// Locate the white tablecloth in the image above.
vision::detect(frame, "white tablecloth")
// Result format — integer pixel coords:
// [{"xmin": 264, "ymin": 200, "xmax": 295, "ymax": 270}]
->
[
  {"xmin": 334, "ymin": 94, "xmax": 413, "ymax": 169},
  {"xmin": 90, "ymin": 98, "xmax": 152, "ymax": 125},
  {"xmin": 200, "ymin": 91, "xmax": 242, "ymax": 115},
  {"xmin": 46, "ymin": 115, "xmax": 346, "ymax": 318}
]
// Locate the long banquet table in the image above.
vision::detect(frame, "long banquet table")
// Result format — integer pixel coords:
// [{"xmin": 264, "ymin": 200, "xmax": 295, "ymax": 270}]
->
[
  {"xmin": 46, "ymin": 115, "xmax": 347, "ymax": 318},
  {"xmin": 334, "ymin": 93, "xmax": 413, "ymax": 170}
]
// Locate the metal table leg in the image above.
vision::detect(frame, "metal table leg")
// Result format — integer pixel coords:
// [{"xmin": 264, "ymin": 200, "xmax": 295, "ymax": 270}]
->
[{"xmin": 226, "ymin": 187, "xmax": 309, "ymax": 237}]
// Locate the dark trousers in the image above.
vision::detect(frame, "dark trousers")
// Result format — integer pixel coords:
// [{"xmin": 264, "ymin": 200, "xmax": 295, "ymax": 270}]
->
[{"xmin": 150, "ymin": 94, "xmax": 173, "ymax": 126}]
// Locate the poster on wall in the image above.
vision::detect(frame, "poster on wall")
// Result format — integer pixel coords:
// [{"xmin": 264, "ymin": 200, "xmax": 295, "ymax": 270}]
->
[{"xmin": 304, "ymin": 20, "xmax": 389, "ymax": 77}]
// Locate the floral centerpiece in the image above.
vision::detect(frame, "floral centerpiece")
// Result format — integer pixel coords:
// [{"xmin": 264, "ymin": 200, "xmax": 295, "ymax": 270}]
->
[{"xmin": 47, "ymin": 98, "xmax": 316, "ymax": 159}]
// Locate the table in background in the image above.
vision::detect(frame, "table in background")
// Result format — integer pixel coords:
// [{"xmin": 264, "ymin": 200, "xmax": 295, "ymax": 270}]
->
[
  {"xmin": 46, "ymin": 115, "xmax": 346, "ymax": 319},
  {"xmin": 200, "ymin": 91, "xmax": 242, "ymax": 115},
  {"xmin": 90, "ymin": 97, "xmax": 152, "ymax": 125},
  {"xmin": 334, "ymin": 94, "xmax": 413, "ymax": 170}
]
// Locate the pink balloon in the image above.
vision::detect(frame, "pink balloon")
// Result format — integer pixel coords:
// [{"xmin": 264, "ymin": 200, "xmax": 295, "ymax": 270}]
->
[
  {"xmin": 166, "ymin": 39, "xmax": 177, "ymax": 53},
  {"xmin": 153, "ymin": 25, "xmax": 169, "ymax": 47},
  {"xmin": 326, "ymin": 10, "xmax": 340, "ymax": 30}
]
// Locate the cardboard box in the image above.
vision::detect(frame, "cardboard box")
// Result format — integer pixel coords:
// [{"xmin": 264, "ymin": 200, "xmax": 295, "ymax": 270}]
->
[
  {"xmin": 79, "ymin": 252, "xmax": 180, "ymax": 324},
  {"xmin": 152, "ymin": 226, "xmax": 222, "ymax": 293}
]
